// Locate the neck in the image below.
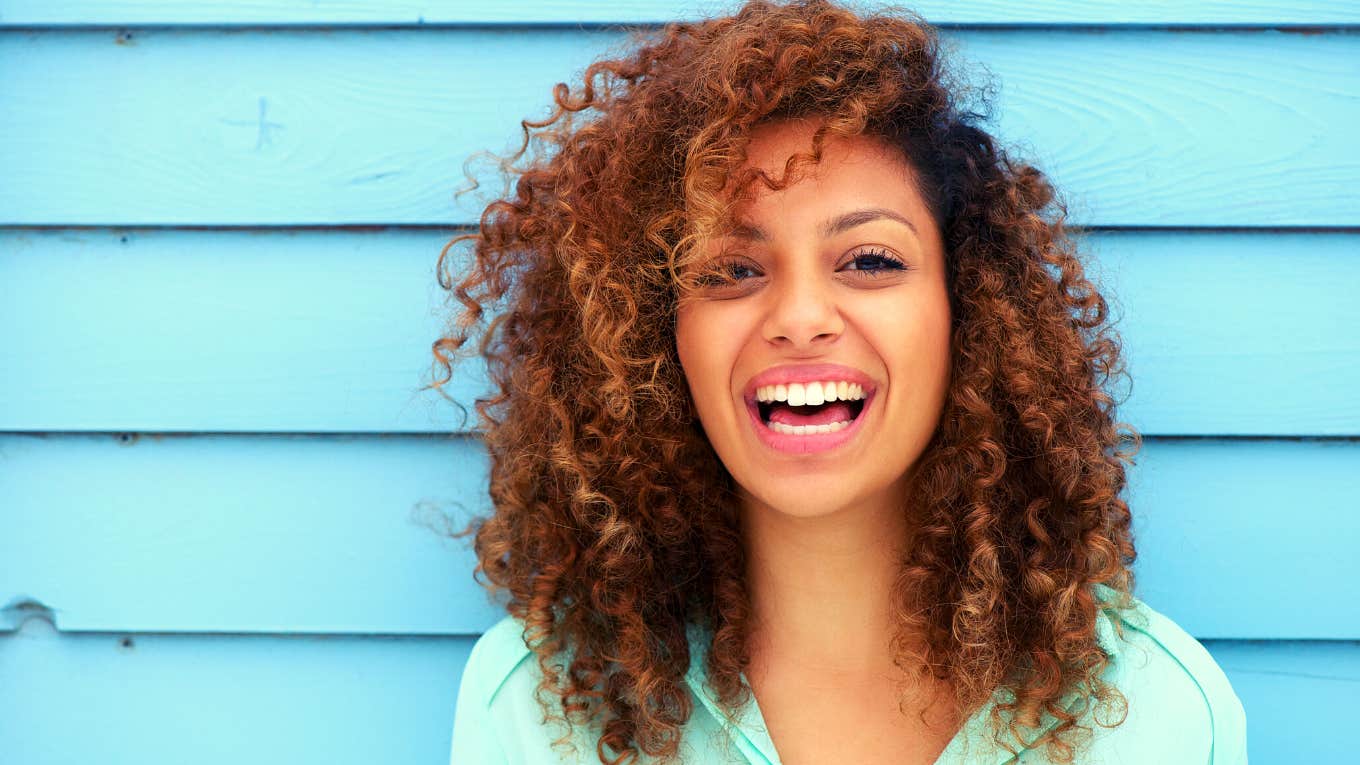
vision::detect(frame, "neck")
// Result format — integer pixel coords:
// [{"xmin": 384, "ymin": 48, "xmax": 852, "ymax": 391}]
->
[{"xmin": 740, "ymin": 488, "xmax": 913, "ymax": 681}]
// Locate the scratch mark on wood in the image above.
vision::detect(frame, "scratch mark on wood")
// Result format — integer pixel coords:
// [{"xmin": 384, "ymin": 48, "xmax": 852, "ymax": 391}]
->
[
  {"xmin": 220, "ymin": 97, "xmax": 285, "ymax": 151},
  {"xmin": 350, "ymin": 171, "xmax": 401, "ymax": 185},
  {"xmin": 1, "ymin": 596, "xmax": 58, "ymax": 632}
]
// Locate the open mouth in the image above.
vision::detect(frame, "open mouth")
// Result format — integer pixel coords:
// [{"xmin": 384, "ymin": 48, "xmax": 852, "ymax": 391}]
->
[{"xmin": 754, "ymin": 393, "xmax": 869, "ymax": 436}]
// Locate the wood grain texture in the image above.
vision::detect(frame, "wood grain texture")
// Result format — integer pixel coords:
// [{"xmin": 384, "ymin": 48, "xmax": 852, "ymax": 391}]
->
[
  {"xmin": 0, "ymin": 433, "xmax": 505, "ymax": 635},
  {"xmin": 1127, "ymin": 438, "xmax": 1360, "ymax": 640},
  {"xmin": 4, "ymin": 229, "xmax": 1356, "ymax": 435},
  {"xmin": 0, "ymin": 621, "xmax": 1354, "ymax": 765},
  {"xmin": 2, "ymin": 0, "xmax": 1358, "ymax": 26},
  {"xmin": 1, "ymin": 29, "xmax": 1356, "ymax": 226},
  {"xmin": 0, "ymin": 618, "xmax": 472, "ymax": 765},
  {"xmin": 2, "ymin": 433, "xmax": 1355, "ymax": 638},
  {"xmin": 1205, "ymin": 639, "xmax": 1360, "ymax": 765},
  {"xmin": 1, "ymin": 14, "xmax": 1353, "ymax": 764},
  {"xmin": 0, "ymin": 228, "xmax": 487, "ymax": 434}
]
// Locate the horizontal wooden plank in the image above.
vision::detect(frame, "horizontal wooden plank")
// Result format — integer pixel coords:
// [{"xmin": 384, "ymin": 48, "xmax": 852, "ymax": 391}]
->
[
  {"xmin": 1201, "ymin": 639, "xmax": 1360, "ymax": 765},
  {"xmin": 0, "ymin": 618, "xmax": 471, "ymax": 764},
  {"xmin": 3, "ymin": 229, "xmax": 1356, "ymax": 435},
  {"xmin": 0, "ymin": 622, "xmax": 1354, "ymax": 765},
  {"xmin": 2, "ymin": 0, "xmax": 1358, "ymax": 27},
  {"xmin": 0, "ymin": 228, "xmax": 486, "ymax": 433},
  {"xmin": 0, "ymin": 29, "xmax": 1355, "ymax": 226},
  {"xmin": 1127, "ymin": 438, "xmax": 1360, "ymax": 639},
  {"xmin": 1, "ymin": 434, "xmax": 1355, "ymax": 638},
  {"xmin": 1091, "ymin": 230, "xmax": 1360, "ymax": 437},
  {"xmin": 0, "ymin": 433, "xmax": 507, "ymax": 635}
]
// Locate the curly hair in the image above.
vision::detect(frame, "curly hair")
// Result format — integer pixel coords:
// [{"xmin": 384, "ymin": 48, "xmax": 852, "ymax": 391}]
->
[{"xmin": 429, "ymin": 1, "xmax": 1142, "ymax": 762}]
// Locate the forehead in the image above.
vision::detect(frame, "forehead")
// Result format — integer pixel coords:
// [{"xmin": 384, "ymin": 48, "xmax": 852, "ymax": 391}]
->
[
  {"xmin": 718, "ymin": 119, "xmax": 928, "ymax": 231},
  {"xmin": 741, "ymin": 118, "xmax": 905, "ymax": 173}
]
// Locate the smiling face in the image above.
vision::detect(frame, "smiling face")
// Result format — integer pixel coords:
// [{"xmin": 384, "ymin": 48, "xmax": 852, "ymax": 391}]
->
[{"xmin": 674, "ymin": 118, "xmax": 953, "ymax": 520}]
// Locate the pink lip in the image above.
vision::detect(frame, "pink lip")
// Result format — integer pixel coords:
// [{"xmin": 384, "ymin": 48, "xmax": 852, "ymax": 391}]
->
[{"xmin": 741, "ymin": 363, "xmax": 879, "ymax": 455}]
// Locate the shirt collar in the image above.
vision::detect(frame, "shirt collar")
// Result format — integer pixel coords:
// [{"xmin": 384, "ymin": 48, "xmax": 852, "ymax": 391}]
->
[
  {"xmin": 684, "ymin": 621, "xmax": 783, "ymax": 765},
  {"xmin": 683, "ymin": 590, "xmax": 1123, "ymax": 765},
  {"xmin": 936, "ymin": 599, "xmax": 1124, "ymax": 764}
]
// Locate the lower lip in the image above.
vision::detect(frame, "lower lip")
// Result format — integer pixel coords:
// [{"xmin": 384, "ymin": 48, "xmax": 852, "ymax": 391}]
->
[{"xmin": 744, "ymin": 390, "xmax": 876, "ymax": 455}]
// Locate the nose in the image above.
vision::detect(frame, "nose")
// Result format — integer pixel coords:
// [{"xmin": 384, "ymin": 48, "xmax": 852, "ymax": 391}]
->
[{"xmin": 759, "ymin": 265, "xmax": 844, "ymax": 350}]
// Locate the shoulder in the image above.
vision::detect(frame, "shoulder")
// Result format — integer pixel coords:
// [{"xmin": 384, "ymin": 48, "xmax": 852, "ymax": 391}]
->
[
  {"xmin": 1083, "ymin": 587, "xmax": 1248, "ymax": 764},
  {"xmin": 449, "ymin": 614, "xmax": 535, "ymax": 765},
  {"xmin": 451, "ymin": 614, "xmax": 601, "ymax": 765},
  {"xmin": 459, "ymin": 614, "xmax": 537, "ymax": 707}
]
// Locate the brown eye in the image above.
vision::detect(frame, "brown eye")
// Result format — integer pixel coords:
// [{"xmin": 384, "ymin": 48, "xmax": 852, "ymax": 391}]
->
[
  {"xmin": 841, "ymin": 248, "xmax": 908, "ymax": 277},
  {"xmin": 695, "ymin": 257, "xmax": 760, "ymax": 287}
]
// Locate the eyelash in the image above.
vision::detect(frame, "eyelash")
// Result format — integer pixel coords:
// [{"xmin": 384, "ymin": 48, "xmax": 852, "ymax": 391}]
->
[
  {"xmin": 699, "ymin": 248, "xmax": 908, "ymax": 286},
  {"xmin": 842, "ymin": 248, "xmax": 909, "ymax": 277}
]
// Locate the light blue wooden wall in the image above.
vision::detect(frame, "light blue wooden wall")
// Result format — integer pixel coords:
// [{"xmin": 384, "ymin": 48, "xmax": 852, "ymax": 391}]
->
[{"xmin": 2, "ymin": 2, "xmax": 1357, "ymax": 763}]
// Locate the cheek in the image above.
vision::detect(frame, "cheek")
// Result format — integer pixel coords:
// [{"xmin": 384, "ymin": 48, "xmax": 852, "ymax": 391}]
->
[
  {"xmin": 864, "ymin": 292, "xmax": 952, "ymax": 383},
  {"xmin": 675, "ymin": 306, "xmax": 745, "ymax": 417},
  {"xmin": 674, "ymin": 308, "xmax": 721, "ymax": 395},
  {"xmin": 909, "ymin": 295, "xmax": 954, "ymax": 409}
]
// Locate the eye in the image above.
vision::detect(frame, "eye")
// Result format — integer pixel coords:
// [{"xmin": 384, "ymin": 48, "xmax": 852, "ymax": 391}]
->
[
  {"xmin": 693, "ymin": 256, "xmax": 761, "ymax": 287},
  {"xmin": 841, "ymin": 248, "xmax": 908, "ymax": 277}
]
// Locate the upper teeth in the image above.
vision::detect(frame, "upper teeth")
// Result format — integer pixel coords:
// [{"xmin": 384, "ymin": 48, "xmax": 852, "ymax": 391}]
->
[{"xmin": 755, "ymin": 381, "xmax": 866, "ymax": 406}]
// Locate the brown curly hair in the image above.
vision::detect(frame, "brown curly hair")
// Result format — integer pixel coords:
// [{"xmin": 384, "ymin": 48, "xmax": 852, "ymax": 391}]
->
[{"xmin": 429, "ymin": 1, "xmax": 1142, "ymax": 762}]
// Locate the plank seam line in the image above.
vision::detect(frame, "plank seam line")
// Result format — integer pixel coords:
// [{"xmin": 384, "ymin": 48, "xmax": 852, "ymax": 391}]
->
[
  {"xmin": 0, "ymin": 23, "xmax": 1358, "ymax": 32},
  {"xmin": 3, "ymin": 225, "xmax": 1360, "ymax": 234}
]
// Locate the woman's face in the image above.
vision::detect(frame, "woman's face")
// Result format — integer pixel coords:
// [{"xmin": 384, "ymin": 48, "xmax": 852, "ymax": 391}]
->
[{"xmin": 675, "ymin": 118, "xmax": 952, "ymax": 520}]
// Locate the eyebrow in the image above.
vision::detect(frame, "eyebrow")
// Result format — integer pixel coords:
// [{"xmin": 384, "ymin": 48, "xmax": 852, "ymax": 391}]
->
[{"xmin": 727, "ymin": 207, "xmax": 919, "ymax": 241}]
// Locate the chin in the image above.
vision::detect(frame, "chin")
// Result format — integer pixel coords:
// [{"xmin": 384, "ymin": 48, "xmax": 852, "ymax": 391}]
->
[{"xmin": 740, "ymin": 479, "xmax": 868, "ymax": 519}]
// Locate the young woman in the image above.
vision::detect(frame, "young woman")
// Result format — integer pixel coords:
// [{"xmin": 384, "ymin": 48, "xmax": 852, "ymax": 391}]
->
[{"xmin": 439, "ymin": 1, "xmax": 1247, "ymax": 763}]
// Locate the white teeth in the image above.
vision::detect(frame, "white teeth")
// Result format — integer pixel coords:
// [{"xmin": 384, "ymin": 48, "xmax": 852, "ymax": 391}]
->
[
  {"xmin": 754, "ymin": 380, "xmax": 868, "ymax": 403},
  {"xmin": 768, "ymin": 419, "xmax": 852, "ymax": 435},
  {"xmin": 804, "ymin": 382, "xmax": 823, "ymax": 406}
]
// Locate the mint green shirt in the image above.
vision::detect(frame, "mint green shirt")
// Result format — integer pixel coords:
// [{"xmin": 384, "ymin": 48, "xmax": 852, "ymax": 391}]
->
[{"xmin": 450, "ymin": 588, "xmax": 1247, "ymax": 764}]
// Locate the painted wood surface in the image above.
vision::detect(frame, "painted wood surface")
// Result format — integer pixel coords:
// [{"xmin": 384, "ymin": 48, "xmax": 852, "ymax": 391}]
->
[
  {"xmin": 2, "ymin": 29, "xmax": 1357, "ymax": 227},
  {"xmin": 2, "ymin": 0, "xmax": 1359, "ymax": 26},
  {"xmin": 2, "ymin": 434, "xmax": 1355, "ymax": 638},
  {"xmin": 2, "ymin": 6, "xmax": 1356, "ymax": 764},
  {"xmin": 0, "ymin": 433, "xmax": 505, "ymax": 636},
  {"xmin": 4, "ymin": 229, "xmax": 1356, "ymax": 436},
  {"xmin": 0, "ymin": 617, "xmax": 474, "ymax": 765},
  {"xmin": 1, "ymin": 618, "xmax": 1355, "ymax": 765}
]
